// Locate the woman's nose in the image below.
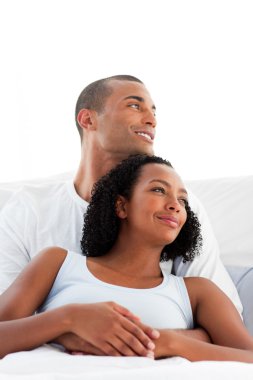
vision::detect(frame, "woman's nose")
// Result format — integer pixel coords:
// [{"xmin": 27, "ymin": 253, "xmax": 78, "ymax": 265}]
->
[{"xmin": 165, "ymin": 199, "xmax": 181, "ymax": 212}]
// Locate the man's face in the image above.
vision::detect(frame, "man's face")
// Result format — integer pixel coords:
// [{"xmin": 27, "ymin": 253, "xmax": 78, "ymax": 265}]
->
[{"xmin": 95, "ymin": 80, "xmax": 157, "ymax": 157}]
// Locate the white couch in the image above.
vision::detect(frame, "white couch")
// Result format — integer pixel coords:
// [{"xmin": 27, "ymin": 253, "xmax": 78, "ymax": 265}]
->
[
  {"xmin": 0, "ymin": 173, "xmax": 253, "ymax": 379},
  {"xmin": 186, "ymin": 175, "xmax": 253, "ymax": 336}
]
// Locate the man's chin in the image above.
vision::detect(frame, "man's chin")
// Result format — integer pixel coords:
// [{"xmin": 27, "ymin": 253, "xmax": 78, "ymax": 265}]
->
[
  {"xmin": 130, "ymin": 146, "xmax": 155, "ymax": 156},
  {"xmin": 111, "ymin": 146, "xmax": 154, "ymax": 160}
]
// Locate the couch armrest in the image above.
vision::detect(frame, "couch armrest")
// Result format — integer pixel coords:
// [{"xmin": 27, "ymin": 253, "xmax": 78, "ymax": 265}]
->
[{"xmin": 227, "ymin": 266, "xmax": 253, "ymax": 335}]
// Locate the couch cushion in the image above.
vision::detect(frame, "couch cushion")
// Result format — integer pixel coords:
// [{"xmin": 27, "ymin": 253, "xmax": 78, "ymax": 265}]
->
[
  {"xmin": 227, "ymin": 266, "xmax": 253, "ymax": 335},
  {"xmin": 186, "ymin": 175, "xmax": 253, "ymax": 267}
]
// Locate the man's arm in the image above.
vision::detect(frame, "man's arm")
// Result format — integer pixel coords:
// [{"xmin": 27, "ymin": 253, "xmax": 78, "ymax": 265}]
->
[{"xmin": 174, "ymin": 190, "xmax": 243, "ymax": 315}]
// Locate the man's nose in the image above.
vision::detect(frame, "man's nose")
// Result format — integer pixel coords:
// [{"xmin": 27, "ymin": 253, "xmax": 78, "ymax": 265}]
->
[{"xmin": 142, "ymin": 109, "xmax": 156, "ymax": 128}]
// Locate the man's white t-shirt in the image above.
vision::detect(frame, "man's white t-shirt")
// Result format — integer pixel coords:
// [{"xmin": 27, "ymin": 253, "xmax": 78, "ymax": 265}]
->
[{"xmin": 0, "ymin": 180, "xmax": 243, "ymax": 313}]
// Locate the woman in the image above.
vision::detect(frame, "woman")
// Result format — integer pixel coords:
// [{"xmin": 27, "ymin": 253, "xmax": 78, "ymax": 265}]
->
[{"xmin": 0, "ymin": 155, "xmax": 252, "ymax": 361}]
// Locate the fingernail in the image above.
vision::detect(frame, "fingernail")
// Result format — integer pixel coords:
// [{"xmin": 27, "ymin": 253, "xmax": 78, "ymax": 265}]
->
[
  {"xmin": 146, "ymin": 351, "xmax": 154, "ymax": 359},
  {"xmin": 147, "ymin": 341, "xmax": 155, "ymax": 350},
  {"xmin": 151, "ymin": 329, "xmax": 160, "ymax": 339}
]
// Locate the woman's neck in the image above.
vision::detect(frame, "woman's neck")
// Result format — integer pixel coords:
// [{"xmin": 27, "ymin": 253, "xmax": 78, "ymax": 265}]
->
[
  {"xmin": 97, "ymin": 236, "xmax": 163, "ymax": 280},
  {"xmin": 86, "ymin": 229, "xmax": 166, "ymax": 289}
]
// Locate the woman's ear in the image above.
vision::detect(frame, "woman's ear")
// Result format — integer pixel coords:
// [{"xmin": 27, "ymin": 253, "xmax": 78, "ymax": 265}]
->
[{"xmin": 115, "ymin": 196, "xmax": 128, "ymax": 219}]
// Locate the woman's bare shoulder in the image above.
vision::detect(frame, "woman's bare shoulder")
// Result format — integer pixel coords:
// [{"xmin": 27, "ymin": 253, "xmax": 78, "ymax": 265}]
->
[
  {"xmin": 183, "ymin": 277, "xmax": 219, "ymax": 311},
  {"xmin": 35, "ymin": 246, "xmax": 68, "ymax": 263},
  {"xmin": 20, "ymin": 247, "xmax": 69, "ymax": 283},
  {"xmin": 184, "ymin": 276, "xmax": 214, "ymax": 288}
]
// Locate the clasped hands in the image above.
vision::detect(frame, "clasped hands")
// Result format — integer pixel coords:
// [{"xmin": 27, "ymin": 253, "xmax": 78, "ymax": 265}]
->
[{"xmin": 53, "ymin": 301, "xmax": 168, "ymax": 359}]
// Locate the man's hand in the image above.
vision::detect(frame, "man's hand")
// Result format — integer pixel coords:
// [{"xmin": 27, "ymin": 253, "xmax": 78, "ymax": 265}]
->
[{"xmin": 55, "ymin": 302, "xmax": 159, "ymax": 357}]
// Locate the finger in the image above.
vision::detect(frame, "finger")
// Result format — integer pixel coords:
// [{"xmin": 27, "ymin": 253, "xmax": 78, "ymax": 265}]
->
[
  {"xmin": 112, "ymin": 303, "xmax": 140, "ymax": 321},
  {"xmin": 115, "ymin": 331, "xmax": 155, "ymax": 357},
  {"xmin": 73, "ymin": 341, "xmax": 106, "ymax": 356},
  {"xmin": 136, "ymin": 321, "xmax": 160, "ymax": 340},
  {"xmin": 99, "ymin": 341, "xmax": 122, "ymax": 357},
  {"xmin": 113, "ymin": 304, "xmax": 159, "ymax": 340},
  {"xmin": 62, "ymin": 334, "xmax": 105, "ymax": 356},
  {"xmin": 121, "ymin": 317, "xmax": 157, "ymax": 349},
  {"xmin": 106, "ymin": 336, "xmax": 137, "ymax": 356}
]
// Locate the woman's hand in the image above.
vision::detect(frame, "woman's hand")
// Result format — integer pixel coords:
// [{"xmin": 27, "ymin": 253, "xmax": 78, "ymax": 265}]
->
[
  {"xmin": 53, "ymin": 333, "xmax": 105, "ymax": 355},
  {"xmin": 153, "ymin": 329, "xmax": 178, "ymax": 359},
  {"xmin": 64, "ymin": 301, "xmax": 159, "ymax": 357}
]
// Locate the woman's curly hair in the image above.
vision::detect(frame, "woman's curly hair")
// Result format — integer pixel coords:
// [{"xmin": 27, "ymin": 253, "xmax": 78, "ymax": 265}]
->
[{"xmin": 81, "ymin": 154, "xmax": 202, "ymax": 262}]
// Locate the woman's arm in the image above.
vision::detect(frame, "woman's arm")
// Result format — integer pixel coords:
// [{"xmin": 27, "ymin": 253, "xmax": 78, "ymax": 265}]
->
[
  {"xmin": 168, "ymin": 326, "xmax": 211, "ymax": 343},
  {"xmin": 0, "ymin": 304, "xmax": 71, "ymax": 358},
  {"xmin": 0, "ymin": 247, "xmax": 71, "ymax": 358},
  {"xmin": 0, "ymin": 247, "xmax": 67, "ymax": 320},
  {"xmin": 155, "ymin": 277, "xmax": 253, "ymax": 362},
  {"xmin": 0, "ymin": 248, "xmax": 157, "ymax": 358}
]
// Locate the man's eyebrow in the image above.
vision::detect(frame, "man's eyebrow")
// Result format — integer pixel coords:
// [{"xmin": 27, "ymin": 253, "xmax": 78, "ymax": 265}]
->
[
  {"xmin": 149, "ymin": 179, "xmax": 188, "ymax": 195},
  {"xmin": 124, "ymin": 95, "xmax": 156, "ymax": 110}
]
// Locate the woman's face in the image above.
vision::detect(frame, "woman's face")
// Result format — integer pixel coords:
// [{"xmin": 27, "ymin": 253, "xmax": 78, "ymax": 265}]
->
[{"xmin": 118, "ymin": 163, "xmax": 188, "ymax": 247}]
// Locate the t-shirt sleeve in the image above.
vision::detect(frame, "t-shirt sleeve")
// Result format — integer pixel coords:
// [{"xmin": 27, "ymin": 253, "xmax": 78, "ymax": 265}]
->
[{"xmin": 0, "ymin": 192, "xmax": 32, "ymax": 294}]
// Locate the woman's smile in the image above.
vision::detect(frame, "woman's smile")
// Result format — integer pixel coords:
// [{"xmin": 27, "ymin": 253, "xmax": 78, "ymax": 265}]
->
[{"xmin": 156, "ymin": 214, "xmax": 179, "ymax": 228}]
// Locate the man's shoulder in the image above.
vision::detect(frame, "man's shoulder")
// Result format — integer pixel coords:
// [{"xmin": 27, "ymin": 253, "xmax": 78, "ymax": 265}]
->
[
  {"xmin": 0, "ymin": 181, "xmax": 71, "ymax": 214},
  {"xmin": 185, "ymin": 187, "xmax": 203, "ymax": 213},
  {"xmin": 21, "ymin": 181, "xmax": 70, "ymax": 200},
  {"xmin": 0, "ymin": 172, "xmax": 75, "ymax": 211}
]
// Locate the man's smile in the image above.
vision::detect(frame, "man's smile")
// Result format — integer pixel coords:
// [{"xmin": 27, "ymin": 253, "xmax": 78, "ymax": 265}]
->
[{"xmin": 134, "ymin": 130, "xmax": 155, "ymax": 143}]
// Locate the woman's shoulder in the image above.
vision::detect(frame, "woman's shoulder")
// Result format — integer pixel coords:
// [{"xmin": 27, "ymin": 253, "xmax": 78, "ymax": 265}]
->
[
  {"xmin": 184, "ymin": 276, "xmax": 218, "ymax": 294},
  {"xmin": 30, "ymin": 247, "xmax": 69, "ymax": 273},
  {"xmin": 183, "ymin": 276, "xmax": 219, "ymax": 311},
  {"xmin": 36, "ymin": 246, "xmax": 68, "ymax": 260}
]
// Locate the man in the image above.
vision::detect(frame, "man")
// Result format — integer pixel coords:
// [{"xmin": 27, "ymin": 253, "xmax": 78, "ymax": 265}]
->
[{"xmin": 0, "ymin": 75, "xmax": 242, "ymax": 355}]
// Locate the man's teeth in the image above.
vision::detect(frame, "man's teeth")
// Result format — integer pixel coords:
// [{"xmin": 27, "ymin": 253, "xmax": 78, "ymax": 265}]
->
[{"xmin": 137, "ymin": 132, "xmax": 152, "ymax": 140}]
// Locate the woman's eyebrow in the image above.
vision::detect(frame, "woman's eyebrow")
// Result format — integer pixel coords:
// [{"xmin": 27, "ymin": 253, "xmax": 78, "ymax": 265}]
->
[
  {"xmin": 124, "ymin": 95, "xmax": 156, "ymax": 111},
  {"xmin": 149, "ymin": 179, "xmax": 188, "ymax": 195}
]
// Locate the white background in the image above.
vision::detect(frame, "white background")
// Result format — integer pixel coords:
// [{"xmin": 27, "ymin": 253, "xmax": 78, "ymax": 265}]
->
[{"xmin": 0, "ymin": 0, "xmax": 252, "ymax": 182}]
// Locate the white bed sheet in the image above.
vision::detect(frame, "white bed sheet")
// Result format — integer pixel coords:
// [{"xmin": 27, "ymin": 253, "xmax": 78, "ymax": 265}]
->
[{"xmin": 0, "ymin": 345, "xmax": 253, "ymax": 380}]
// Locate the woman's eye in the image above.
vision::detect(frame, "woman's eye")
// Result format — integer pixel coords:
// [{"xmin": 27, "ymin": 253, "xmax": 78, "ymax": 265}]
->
[
  {"xmin": 152, "ymin": 187, "xmax": 165, "ymax": 194},
  {"xmin": 178, "ymin": 198, "xmax": 188, "ymax": 207}
]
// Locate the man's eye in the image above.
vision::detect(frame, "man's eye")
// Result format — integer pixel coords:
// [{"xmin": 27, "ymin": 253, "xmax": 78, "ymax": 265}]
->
[
  {"xmin": 152, "ymin": 187, "xmax": 165, "ymax": 194},
  {"xmin": 129, "ymin": 103, "xmax": 140, "ymax": 109}
]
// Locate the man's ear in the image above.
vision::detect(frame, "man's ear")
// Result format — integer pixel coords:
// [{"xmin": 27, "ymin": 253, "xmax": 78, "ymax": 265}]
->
[
  {"xmin": 115, "ymin": 195, "xmax": 128, "ymax": 219},
  {"xmin": 77, "ymin": 109, "xmax": 97, "ymax": 131}
]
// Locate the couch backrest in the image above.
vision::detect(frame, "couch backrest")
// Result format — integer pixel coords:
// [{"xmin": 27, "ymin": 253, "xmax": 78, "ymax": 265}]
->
[
  {"xmin": 186, "ymin": 175, "xmax": 253, "ymax": 267},
  {"xmin": 1, "ymin": 173, "xmax": 253, "ymax": 267}
]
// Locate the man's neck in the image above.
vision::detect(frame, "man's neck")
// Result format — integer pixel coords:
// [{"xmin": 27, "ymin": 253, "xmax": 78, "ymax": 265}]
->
[{"xmin": 73, "ymin": 149, "xmax": 129, "ymax": 202}]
